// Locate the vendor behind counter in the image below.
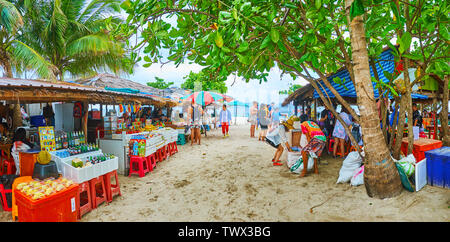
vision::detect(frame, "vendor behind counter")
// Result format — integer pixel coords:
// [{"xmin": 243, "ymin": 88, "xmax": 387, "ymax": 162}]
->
[{"xmin": 11, "ymin": 128, "xmax": 35, "ymax": 175}]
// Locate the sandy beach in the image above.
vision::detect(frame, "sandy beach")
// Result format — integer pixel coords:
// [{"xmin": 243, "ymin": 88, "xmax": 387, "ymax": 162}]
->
[{"xmin": 1, "ymin": 125, "xmax": 448, "ymax": 222}]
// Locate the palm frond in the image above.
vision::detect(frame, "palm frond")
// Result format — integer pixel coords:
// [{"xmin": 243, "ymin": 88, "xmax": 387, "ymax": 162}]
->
[
  {"xmin": 66, "ymin": 33, "xmax": 123, "ymax": 57},
  {"xmin": 0, "ymin": 0, "xmax": 23, "ymax": 32},
  {"xmin": 10, "ymin": 40, "xmax": 57, "ymax": 81}
]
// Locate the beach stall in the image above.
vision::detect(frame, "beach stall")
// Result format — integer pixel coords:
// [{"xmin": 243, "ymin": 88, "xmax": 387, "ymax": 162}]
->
[
  {"xmin": 0, "ymin": 76, "xmax": 170, "ymax": 221},
  {"xmin": 73, "ymin": 74, "xmax": 179, "ymax": 176}
]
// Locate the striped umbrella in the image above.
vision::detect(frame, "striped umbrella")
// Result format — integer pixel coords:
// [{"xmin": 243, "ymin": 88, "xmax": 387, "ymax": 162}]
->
[{"xmin": 180, "ymin": 91, "xmax": 226, "ymax": 106}]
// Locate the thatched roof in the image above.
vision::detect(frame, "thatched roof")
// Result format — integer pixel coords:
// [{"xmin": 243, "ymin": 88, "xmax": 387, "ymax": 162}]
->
[
  {"xmin": 0, "ymin": 77, "xmax": 160, "ymax": 105},
  {"xmin": 281, "ymin": 84, "xmax": 314, "ymax": 107},
  {"xmin": 73, "ymin": 73, "xmax": 178, "ymax": 107}
]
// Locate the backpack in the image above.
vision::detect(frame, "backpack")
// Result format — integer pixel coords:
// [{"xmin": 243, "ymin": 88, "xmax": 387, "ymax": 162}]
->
[
  {"xmin": 351, "ymin": 123, "xmax": 361, "ymax": 144},
  {"xmin": 73, "ymin": 102, "xmax": 83, "ymax": 118}
]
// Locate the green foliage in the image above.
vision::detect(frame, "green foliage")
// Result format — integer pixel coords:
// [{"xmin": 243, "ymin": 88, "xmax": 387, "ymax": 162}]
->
[
  {"xmin": 279, "ymin": 84, "xmax": 303, "ymax": 95},
  {"xmin": 147, "ymin": 76, "xmax": 174, "ymax": 89},
  {"xmin": 115, "ymin": 0, "xmax": 449, "ymax": 103},
  {"xmin": 181, "ymin": 69, "xmax": 227, "ymax": 94}
]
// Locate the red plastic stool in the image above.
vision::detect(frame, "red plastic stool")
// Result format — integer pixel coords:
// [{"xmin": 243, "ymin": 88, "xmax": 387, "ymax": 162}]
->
[
  {"xmin": 129, "ymin": 156, "xmax": 150, "ymax": 177},
  {"xmin": 103, "ymin": 170, "xmax": 121, "ymax": 203},
  {"xmin": 1, "ymin": 151, "xmax": 16, "ymax": 175},
  {"xmin": 157, "ymin": 146, "xmax": 167, "ymax": 162},
  {"xmin": 77, "ymin": 181, "xmax": 92, "ymax": 219},
  {"xmin": 89, "ymin": 176, "xmax": 108, "ymax": 209},
  {"xmin": 0, "ymin": 184, "xmax": 12, "ymax": 212},
  {"xmin": 168, "ymin": 142, "xmax": 178, "ymax": 156},
  {"xmin": 165, "ymin": 144, "xmax": 172, "ymax": 157},
  {"xmin": 146, "ymin": 153, "xmax": 156, "ymax": 171},
  {"xmin": 328, "ymin": 138, "xmax": 335, "ymax": 153}
]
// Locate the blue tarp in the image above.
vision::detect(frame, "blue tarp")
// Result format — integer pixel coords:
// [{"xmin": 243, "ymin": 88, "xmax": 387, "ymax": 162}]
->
[
  {"xmin": 105, "ymin": 86, "xmax": 140, "ymax": 94},
  {"xmin": 312, "ymin": 49, "xmax": 428, "ymax": 100}
]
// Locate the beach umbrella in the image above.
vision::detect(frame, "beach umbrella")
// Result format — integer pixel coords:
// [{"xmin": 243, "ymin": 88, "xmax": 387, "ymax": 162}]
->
[
  {"xmin": 180, "ymin": 91, "xmax": 226, "ymax": 106},
  {"xmin": 227, "ymin": 100, "xmax": 249, "ymax": 124},
  {"xmin": 219, "ymin": 94, "xmax": 234, "ymax": 102}
]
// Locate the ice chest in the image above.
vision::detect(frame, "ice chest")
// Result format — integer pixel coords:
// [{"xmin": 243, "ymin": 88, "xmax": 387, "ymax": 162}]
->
[
  {"xmin": 15, "ymin": 184, "xmax": 79, "ymax": 222},
  {"xmin": 401, "ymin": 138, "xmax": 442, "ymax": 162},
  {"xmin": 424, "ymin": 146, "xmax": 450, "ymax": 189}
]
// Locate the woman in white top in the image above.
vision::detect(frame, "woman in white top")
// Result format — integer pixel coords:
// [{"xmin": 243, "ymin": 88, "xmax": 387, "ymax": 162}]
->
[{"xmin": 266, "ymin": 122, "xmax": 292, "ymax": 166}]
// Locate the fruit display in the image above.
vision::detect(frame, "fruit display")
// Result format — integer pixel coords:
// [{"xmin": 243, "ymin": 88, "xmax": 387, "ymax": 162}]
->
[
  {"xmin": 16, "ymin": 177, "xmax": 75, "ymax": 200},
  {"xmin": 37, "ymin": 150, "xmax": 52, "ymax": 165}
]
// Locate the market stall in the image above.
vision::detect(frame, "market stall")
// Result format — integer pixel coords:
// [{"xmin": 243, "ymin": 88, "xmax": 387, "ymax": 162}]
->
[{"xmin": 0, "ymin": 76, "xmax": 168, "ymax": 221}]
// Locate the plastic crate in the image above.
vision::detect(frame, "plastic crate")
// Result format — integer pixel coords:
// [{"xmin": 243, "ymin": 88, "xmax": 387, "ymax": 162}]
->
[
  {"xmin": 61, "ymin": 159, "xmax": 96, "ymax": 184},
  {"xmin": 424, "ymin": 146, "xmax": 450, "ymax": 189},
  {"xmin": 50, "ymin": 149, "xmax": 103, "ymax": 173},
  {"xmin": 15, "ymin": 184, "xmax": 79, "ymax": 222}
]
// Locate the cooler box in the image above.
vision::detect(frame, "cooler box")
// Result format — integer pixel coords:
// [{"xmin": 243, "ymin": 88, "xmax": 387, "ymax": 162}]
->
[
  {"xmin": 424, "ymin": 146, "xmax": 450, "ymax": 189},
  {"xmin": 401, "ymin": 138, "xmax": 442, "ymax": 162},
  {"xmin": 30, "ymin": 115, "xmax": 46, "ymax": 127},
  {"xmin": 15, "ymin": 184, "xmax": 79, "ymax": 222}
]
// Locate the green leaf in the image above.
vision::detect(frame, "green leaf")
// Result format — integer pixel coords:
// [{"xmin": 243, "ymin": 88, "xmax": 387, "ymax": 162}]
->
[
  {"xmin": 270, "ymin": 28, "xmax": 280, "ymax": 43},
  {"xmin": 350, "ymin": 0, "xmax": 365, "ymax": 20},
  {"xmin": 403, "ymin": 53, "xmax": 422, "ymax": 61},
  {"xmin": 260, "ymin": 35, "xmax": 271, "ymax": 49},
  {"xmin": 237, "ymin": 41, "xmax": 249, "ymax": 52},
  {"xmin": 215, "ymin": 32, "xmax": 224, "ymax": 48},
  {"xmin": 399, "ymin": 32, "xmax": 412, "ymax": 54},
  {"xmin": 315, "ymin": 0, "xmax": 322, "ymax": 10}
]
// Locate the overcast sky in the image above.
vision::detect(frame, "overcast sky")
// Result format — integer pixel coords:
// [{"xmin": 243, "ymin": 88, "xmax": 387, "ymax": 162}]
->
[{"xmin": 123, "ymin": 13, "xmax": 309, "ymax": 106}]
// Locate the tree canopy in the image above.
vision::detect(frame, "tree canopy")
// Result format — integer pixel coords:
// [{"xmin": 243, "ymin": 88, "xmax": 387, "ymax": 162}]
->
[{"xmin": 147, "ymin": 76, "xmax": 174, "ymax": 89}]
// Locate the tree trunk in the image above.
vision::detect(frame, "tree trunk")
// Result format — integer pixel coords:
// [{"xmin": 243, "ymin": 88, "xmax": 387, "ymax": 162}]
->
[
  {"xmin": 442, "ymin": 75, "xmax": 449, "ymax": 146},
  {"xmin": 393, "ymin": 95, "xmax": 407, "ymax": 159},
  {"xmin": 346, "ymin": 0, "xmax": 403, "ymax": 198},
  {"xmin": 404, "ymin": 60, "xmax": 414, "ymax": 155}
]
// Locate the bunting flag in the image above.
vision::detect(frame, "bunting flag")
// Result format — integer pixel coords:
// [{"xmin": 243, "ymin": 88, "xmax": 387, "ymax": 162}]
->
[
  {"xmin": 119, "ymin": 104, "xmax": 124, "ymax": 113},
  {"xmin": 127, "ymin": 104, "xmax": 131, "ymax": 113}
]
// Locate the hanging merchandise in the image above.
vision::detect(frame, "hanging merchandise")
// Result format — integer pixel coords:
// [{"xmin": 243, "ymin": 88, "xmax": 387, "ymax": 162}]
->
[
  {"xmin": 119, "ymin": 104, "xmax": 124, "ymax": 113},
  {"xmin": 73, "ymin": 102, "xmax": 83, "ymax": 118}
]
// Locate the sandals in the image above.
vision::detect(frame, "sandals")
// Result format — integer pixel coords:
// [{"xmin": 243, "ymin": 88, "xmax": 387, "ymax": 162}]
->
[
  {"xmin": 271, "ymin": 159, "xmax": 281, "ymax": 162},
  {"xmin": 273, "ymin": 162, "xmax": 283, "ymax": 166}
]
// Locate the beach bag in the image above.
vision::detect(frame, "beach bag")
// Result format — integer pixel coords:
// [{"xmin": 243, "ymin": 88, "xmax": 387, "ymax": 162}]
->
[
  {"xmin": 350, "ymin": 166, "xmax": 364, "ymax": 186},
  {"xmin": 290, "ymin": 155, "xmax": 314, "ymax": 173},
  {"xmin": 395, "ymin": 163, "xmax": 415, "ymax": 192},
  {"xmin": 337, "ymin": 151, "xmax": 363, "ymax": 183},
  {"xmin": 287, "ymin": 151, "xmax": 302, "ymax": 168},
  {"xmin": 395, "ymin": 154, "xmax": 416, "ymax": 177}
]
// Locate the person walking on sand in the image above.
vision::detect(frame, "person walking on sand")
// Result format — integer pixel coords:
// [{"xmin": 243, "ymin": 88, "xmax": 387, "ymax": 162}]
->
[
  {"xmin": 249, "ymin": 101, "xmax": 258, "ymax": 138},
  {"xmin": 219, "ymin": 104, "xmax": 232, "ymax": 137},
  {"xmin": 258, "ymin": 103, "xmax": 270, "ymax": 141},
  {"xmin": 188, "ymin": 101, "xmax": 202, "ymax": 145}
]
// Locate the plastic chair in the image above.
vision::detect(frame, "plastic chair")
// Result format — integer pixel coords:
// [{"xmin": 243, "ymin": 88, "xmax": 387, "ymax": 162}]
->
[
  {"xmin": 1, "ymin": 150, "xmax": 16, "ymax": 175},
  {"xmin": 129, "ymin": 156, "xmax": 150, "ymax": 177},
  {"xmin": 0, "ymin": 184, "xmax": 12, "ymax": 212}
]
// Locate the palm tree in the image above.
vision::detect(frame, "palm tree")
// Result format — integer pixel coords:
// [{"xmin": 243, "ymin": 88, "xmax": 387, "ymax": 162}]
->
[
  {"xmin": 0, "ymin": 0, "xmax": 23, "ymax": 78},
  {"xmin": 345, "ymin": 0, "xmax": 402, "ymax": 198},
  {"xmin": 13, "ymin": 0, "xmax": 130, "ymax": 81}
]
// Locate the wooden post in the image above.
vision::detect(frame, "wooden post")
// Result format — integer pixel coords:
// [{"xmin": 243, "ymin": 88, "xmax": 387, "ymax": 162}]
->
[{"xmin": 82, "ymin": 101, "xmax": 88, "ymax": 140}]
